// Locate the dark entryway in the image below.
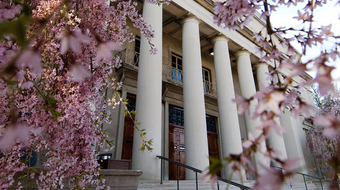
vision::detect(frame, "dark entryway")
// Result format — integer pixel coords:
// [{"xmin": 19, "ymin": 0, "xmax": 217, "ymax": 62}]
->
[{"xmin": 121, "ymin": 94, "xmax": 136, "ymax": 160}]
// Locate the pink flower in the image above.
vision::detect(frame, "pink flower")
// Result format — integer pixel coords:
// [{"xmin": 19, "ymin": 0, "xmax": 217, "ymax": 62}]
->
[
  {"xmin": 0, "ymin": 123, "xmax": 30, "ymax": 150},
  {"xmin": 20, "ymin": 81, "xmax": 34, "ymax": 89},
  {"xmin": 70, "ymin": 64, "xmax": 92, "ymax": 82},
  {"xmin": 16, "ymin": 49, "xmax": 43, "ymax": 77},
  {"xmin": 320, "ymin": 24, "xmax": 334, "ymax": 40},
  {"xmin": 252, "ymin": 167, "xmax": 283, "ymax": 190},
  {"xmin": 149, "ymin": 48, "xmax": 158, "ymax": 55},
  {"xmin": 57, "ymin": 28, "xmax": 91, "ymax": 55},
  {"xmin": 15, "ymin": 70, "xmax": 26, "ymax": 82},
  {"xmin": 253, "ymin": 158, "xmax": 298, "ymax": 190},
  {"xmin": 293, "ymin": 10, "xmax": 311, "ymax": 22},
  {"xmin": 232, "ymin": 95, "xmax": 250, "ymax": 115},
  {"xmin": 254, "ymin": 88, "xmax": 285, "ymax": 115},
  {"xmin": 242, "ymin": 132, "xmax": 264, "ymax": 151},
  {"xmin": 314, "ymin": 114, "xmax": 340, "ymax": 137},
  {"xmin": 200, "ymin": 170, "xmax": 218, "ymax": 190},
  {"xmin": 95, "ymin": 42, "xmax": 122, "ymax": 64},
  {"xmin": 256, "ymin": 112, "xmax": 287, "ymax": 137},
  {"xmin": 290, "ymin": 101, "xmax": 317, "ymax": 118}
]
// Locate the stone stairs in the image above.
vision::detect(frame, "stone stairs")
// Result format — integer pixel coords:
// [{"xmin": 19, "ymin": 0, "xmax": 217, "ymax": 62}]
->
[{"xmin": 137, "ymin": 179, "xmax": 325, "ymax": 190}]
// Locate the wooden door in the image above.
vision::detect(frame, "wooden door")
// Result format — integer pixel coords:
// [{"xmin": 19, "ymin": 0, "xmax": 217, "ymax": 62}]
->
[
  {"xmin": 122, "ymin": 116, "xmax": 134, "ymax": 160},
  {"xmin": 169, "ymin": 124, "xmax": 186, "ymax": 180},
  {"xmin": 206, "ymin": 115, "xmax": 221, "ymax": 177},
  {"xmin": 122, "ymin": 94, "xmax": 136, "ymax": 160}
]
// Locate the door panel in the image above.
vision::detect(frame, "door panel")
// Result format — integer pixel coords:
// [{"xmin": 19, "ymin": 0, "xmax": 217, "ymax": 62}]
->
[
  {"xmin": 169, "ymin": 125, "xmax": 186, "ymax": 180},
  {"xmin": 122, "ymin": 116, "xmax": 134, "ymax": 160}
]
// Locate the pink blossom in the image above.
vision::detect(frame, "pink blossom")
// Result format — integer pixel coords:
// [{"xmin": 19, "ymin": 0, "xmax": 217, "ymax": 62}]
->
[
  {"xmin": 0, "ymin": 124, "xmax": 29, "ymax": 150},
  {"xmin": 70, "ymin": 64, "xmax": 92, "ymax": 82},
  {"xmin": 232, "ymin": 95, "xmax": 250, "ymax": 115},
  {"xmin": 254, "ymin": 88, "xmax": 285, "ymax": 115},
  {"xmin": 242, "ymin": 132, "xmax": 264, "ymax": 151},
  {"xmin": 20, "ymin": 81, "xmax": 34, "ymax": 89},
  {"xmin": 290, "ymin": 101, "xmax": 317, "ymax": 118},
  {"xmin": 320, "ymin": 24, "xmax": 334, "ymax": 40},
  {"xmin": 95, "ymin": 42, "xmax": 122, "ymax": 64},
  {"xmin": 149, "ymin": 48, "xmax": 158, "ymax": 55},
  {"xmin": 256, "ymin": 112, "xmax": 287, "ymax": 137},
  {"xmin": 0, "ymin": 2, "xmax": 21, "ymax": 21},
  {"xmin": 314, "ymin": 114, "xmax": 340, "ymax": 137},
  {"xmin": 16, "ymin": 49, "xmax": 43, "ymax": 77},
  {"xmin": 57, "ymin": 29, "xmax": 91, "ymax": 54},
  {"xmin": 252, "ymin": 167, "xmax": 283, "ymax": 190},
  {"xmin": 200, "ymin": 170, "xmax": 218, "ymax": 190},
  {"xmin": 293, "ymin": 10, "xmax": 311, "ymax": 22}
]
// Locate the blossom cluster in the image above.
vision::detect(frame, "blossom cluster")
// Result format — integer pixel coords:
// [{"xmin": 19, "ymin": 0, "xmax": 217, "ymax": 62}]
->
[
  {"xmin": 0, "ymin": 0, "xmax": 160, "ymax": 189},
  {"xmin": 209, "ymin": 0, "xmax": 340, "ymax": 189}
]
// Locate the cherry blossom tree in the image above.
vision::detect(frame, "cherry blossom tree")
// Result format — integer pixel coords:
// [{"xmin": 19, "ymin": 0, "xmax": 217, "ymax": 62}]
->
[
  {"xmin": 305, "ymin": 84, "xmax": 340, "ymax": 179},
  {"xmin": 1, "ymin": 0, "xmax": 340, "ymax": 189},
  {"xmin": 207, "ymin": 0, "xmax": 340, "ymax": 189},
  {"xmin": 0, "ymin": 0, "xmax": 168, "ymax": 189}
]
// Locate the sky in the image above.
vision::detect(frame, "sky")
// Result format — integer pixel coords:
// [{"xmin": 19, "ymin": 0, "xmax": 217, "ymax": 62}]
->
[{"xmin": 270, "ymin": 1, "xmax": 340, "ymax": 79}]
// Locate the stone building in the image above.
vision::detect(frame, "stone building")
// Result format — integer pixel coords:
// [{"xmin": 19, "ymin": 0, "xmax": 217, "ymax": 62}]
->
[{"xmin": 100, "ymin": 0, "xmax": 315, "ymax": 181}]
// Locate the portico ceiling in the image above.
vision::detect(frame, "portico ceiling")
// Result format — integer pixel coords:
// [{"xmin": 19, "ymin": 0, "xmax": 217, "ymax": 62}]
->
[{"xmin": 136, "ymin": 0, "xmax": 260, "ymax": 67}]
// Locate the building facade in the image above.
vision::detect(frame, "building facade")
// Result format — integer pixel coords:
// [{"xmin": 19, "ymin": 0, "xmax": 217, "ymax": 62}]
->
[{"xmin": 100, "ymin": 0, "xmax": 315, "ymax": 181}]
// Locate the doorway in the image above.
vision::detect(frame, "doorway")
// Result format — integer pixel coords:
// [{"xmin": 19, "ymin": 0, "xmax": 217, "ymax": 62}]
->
[{"xmin": 121, "ymin": 94, "xmax": 136, "ymax": 160}]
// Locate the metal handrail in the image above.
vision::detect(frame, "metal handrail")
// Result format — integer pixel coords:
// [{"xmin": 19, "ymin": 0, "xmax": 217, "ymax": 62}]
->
[
  {"xmin": 271, "ymin": 165, "xmax": 340, "ymax": 190},
  {"xmin": 156, "ymin": 155, "xmax": 250, "ymax": 190}
]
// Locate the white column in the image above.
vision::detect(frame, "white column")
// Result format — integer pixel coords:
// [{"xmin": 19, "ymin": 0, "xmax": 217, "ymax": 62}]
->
[
  {"xmin": 132, "ymin": 2, "xmax": 162, "ymax": 180},
  {"xmin": 236, "ymin": 51, "xmax": 267, "ymax": 175},
  {"xmin": 182, "ymin": 15, "xmax": 210, "ymax": 179},
  {"xmin": 256, "ymin": 63, "xmax": 288, "ymax": 162},
  {"xmin": 213, "ymin": 36, "xmax": 244, "ymax": 179},
  {"xmin": 280, "ymin": 110, "xmax": 308, "ymax": 173}
]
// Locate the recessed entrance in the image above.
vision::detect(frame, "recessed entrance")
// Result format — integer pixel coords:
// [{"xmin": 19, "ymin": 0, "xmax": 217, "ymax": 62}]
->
[
  {"xmin": 121, "ymin": 94, "xmax": 136, "ymax": 160},
  {"xmin": 169, "ymin": 106, "xmax": 186, "ymax": 180},
  {"xmin": 168, "ymin": 105, "xmax": 221, "ymax": 179}
]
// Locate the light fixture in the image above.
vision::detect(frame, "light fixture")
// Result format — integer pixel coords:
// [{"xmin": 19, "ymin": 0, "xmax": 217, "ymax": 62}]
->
[{"xmin": 209, "ymin": 48, "xmax": 214, "ymax": 55}]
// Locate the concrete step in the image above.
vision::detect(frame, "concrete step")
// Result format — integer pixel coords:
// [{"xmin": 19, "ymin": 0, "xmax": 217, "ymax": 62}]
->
[{"xmin": 137, "ymin": 179, "xmax": 323, "ymax": 190}]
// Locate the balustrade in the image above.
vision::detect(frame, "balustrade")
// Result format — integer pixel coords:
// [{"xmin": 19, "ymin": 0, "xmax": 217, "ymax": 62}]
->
[{"xmin": 120, "ymin": 48, "xmax": 140, "ymax": 68}]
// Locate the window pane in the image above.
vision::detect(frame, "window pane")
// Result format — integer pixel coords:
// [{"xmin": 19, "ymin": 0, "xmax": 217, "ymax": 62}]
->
[{"xmin": 172, "ymin": 56, "xmax": 176, "ymax": 64}]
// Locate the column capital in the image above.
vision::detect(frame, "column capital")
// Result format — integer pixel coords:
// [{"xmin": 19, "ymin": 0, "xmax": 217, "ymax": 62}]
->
[
  {"xmin": 235, "ymin": 50, "xmax": 250, "ymax": 57},
  {"xmin": 212, "ymin": 35, "xmax": 229, "ymax": 44},
  {"xmin": 181, "ymin": 13, "xmax": 201, "ymax": 25},
  {"xmin": 254, "ymin": 62, "xmax": 269, "ymax": 69}
]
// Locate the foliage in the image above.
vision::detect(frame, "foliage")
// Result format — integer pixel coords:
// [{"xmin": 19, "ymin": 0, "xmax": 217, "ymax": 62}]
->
[
  {"xmin": 0, "ymin": 0, "xmax": 167, "ymax": 189},
  {"xmin": 1, "ymin": 0, "xmax": 340, "ymax": 189},
  {"xmin": 306, "ymin": 84, "xmax": 340, "ymax": 179},
  {"xmin": 208, "ymin": 0, "xmax": 340, "ymax": 189}
]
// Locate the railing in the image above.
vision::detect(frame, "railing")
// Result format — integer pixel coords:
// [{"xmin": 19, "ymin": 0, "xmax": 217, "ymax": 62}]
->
[
  {"xmin": 162, "ymin": 64, "xmax": 183, "ymax": 85},
  {"xmin": 120, "ymin": 48, "xmax": 139, "ymax": 68},
  {"xmin": 272, "ymin": 165, "xmax": 340, "ymax": 190},
  {"xmin": 203, "ymin": 80, "xmax": 217, "ymax": 98},
  {"xmin": 156, "ymin": 155, "xmax": 250, "ymax": 190}
]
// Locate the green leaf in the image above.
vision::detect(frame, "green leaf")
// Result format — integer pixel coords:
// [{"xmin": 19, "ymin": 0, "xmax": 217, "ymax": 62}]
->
[
  {"xmin": 0, "ymin": 15, "xmax": 31, "ymax": 46},
  {"xmin": 7, "ymin": 80, "xmax": 19, "ymax": 85},
  {"xmin": 50, "ymin": 109, "xmax": 58, "ymax": 120},
  {"xmin": 140, "ymin": 143, "xmax": 145, "ymax": 152},
  {"xmin": 208, "ymin": 157, "xmax": 223, "ymax": 174}
]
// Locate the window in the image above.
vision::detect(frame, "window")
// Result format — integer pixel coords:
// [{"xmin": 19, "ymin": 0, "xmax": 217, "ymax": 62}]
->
[
  {"xmin": 169, "ymin": 106, "xmax": 184, "ymax": 126},
  {"xmin": 126, "ymin": 93, "xmax": 136, "ymax": 112},
  {"xmin": 206, "ymin": 115, "xmax": 217, "ymax": 133},
  {"xmin": 171, "ymin": 53, "xmax": 183, "ymax": 83},
  {"xmin": 134, "ymin": 36, "xmax": 140, "ymax": 66},
  {"xmin": 202, "ymin": 67, "xmax": 212, "ymax": 93}
]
